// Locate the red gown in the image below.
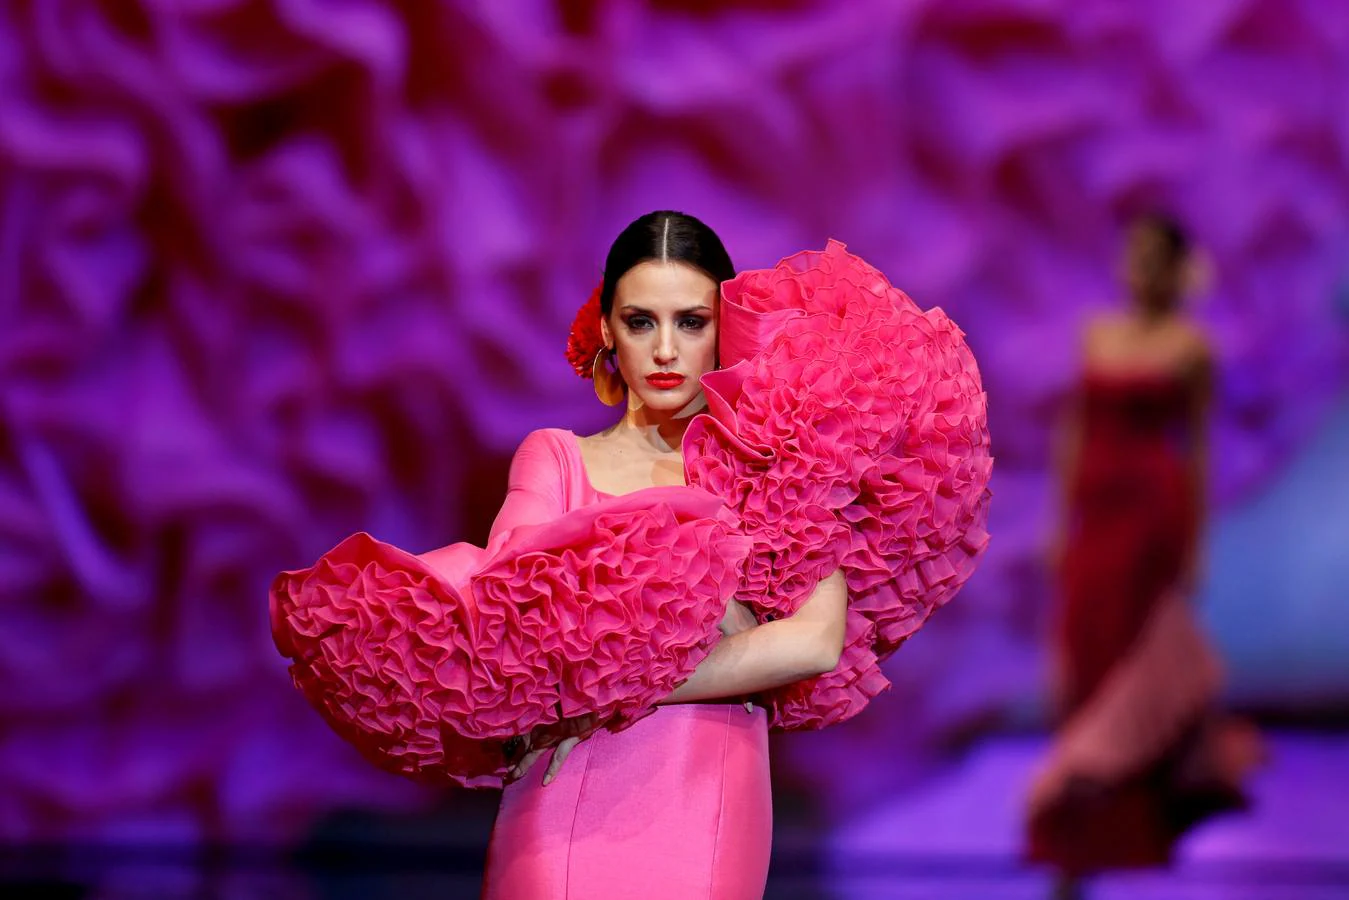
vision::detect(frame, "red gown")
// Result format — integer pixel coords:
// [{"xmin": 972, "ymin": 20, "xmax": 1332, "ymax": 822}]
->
[{"xmin": 1027, "ymin": 370, "xmax": 1262, "ymax": 872}]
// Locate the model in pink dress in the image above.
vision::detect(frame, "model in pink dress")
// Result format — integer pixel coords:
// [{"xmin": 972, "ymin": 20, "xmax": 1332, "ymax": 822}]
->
[
  {"xmin": 270, "ymin": 211, "xmax": 993, "ymax": 898},
  {"xmin": 480, "ymin": 428, "xmax": 773, "ymax": 899}
]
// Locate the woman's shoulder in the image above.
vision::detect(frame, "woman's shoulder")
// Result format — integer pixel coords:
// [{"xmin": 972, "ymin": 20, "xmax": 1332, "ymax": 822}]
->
[
  {"xmin": 1083, "ymin": 311, "xmax": 1211, "ymax": 359},
  {"xmin": 1170, "ymin": 316, "xmax": 1212, "ymax": 352},
  {"xmin": 1082, "ymin": 309, "xmax": 1130, "ymax": 341},
  {"xmin": 505, "ymin": 428, "xmax": 580, "ymax": 475},
  {"xmin": 515, "ymin": 427, "xmax": 573, "ymax": 451},
  {"xmin": 1153, "ymin": 315, "xmax": 1213, "ymax": 375}
]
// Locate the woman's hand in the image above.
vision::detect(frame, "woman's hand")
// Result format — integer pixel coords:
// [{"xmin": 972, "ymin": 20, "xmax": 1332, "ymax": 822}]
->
[
  {"xmin": 504, "ymin": 712, "xmax": 599, "ymax": 786},
  {"xmin": 719, "ymin": 599, "xmax": 758, "ymax": 637}
]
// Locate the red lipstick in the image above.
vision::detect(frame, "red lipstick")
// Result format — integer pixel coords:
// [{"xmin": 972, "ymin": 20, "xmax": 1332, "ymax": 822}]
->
[{"xmin": 645, "ymin": 373, "xmax": 686, "ymax": 390}]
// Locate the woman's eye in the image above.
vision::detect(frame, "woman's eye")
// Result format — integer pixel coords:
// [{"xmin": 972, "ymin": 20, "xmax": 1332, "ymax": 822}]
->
[
  {"xmin": 626, "ymin": 317, "xmax": 653, "ymax": 331},
  {"xmin": 680, "ymin": 317, "xmax": 708, "ymax": 330}
]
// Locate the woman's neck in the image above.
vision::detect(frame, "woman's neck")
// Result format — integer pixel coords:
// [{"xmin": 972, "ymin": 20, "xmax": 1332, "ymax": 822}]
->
[
  {"xmin": 1130, "ymin": 291, "xmax": 1180, "ymax": 326},
  {"xmin": 610, "ymin": 394, "xmax": 708, "ymax": 453}
]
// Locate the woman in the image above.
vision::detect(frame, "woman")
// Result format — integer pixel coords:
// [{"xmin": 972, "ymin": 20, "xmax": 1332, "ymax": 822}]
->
[
  {"xmin": 1028, "ymin": 215, "xmax": 1262, "ymax": 896},
  {"xmin": 480, "ymin": 212, "xmax": 848, "ymax": 898},
  {"xmin": 271, "ymin": 211, "xmax": 992, "ymax": 898}
]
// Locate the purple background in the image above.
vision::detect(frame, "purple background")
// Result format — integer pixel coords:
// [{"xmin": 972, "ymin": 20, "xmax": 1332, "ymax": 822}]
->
[{"xmin": 3, "ymin": 0, "xmax": 1348, "ymax": 869}]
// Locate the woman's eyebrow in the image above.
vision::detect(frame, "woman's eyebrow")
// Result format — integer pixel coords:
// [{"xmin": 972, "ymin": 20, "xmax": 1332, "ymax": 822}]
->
[{"xmin": 618, "ymin": 304, "xmax": 713, "ymax": 314}]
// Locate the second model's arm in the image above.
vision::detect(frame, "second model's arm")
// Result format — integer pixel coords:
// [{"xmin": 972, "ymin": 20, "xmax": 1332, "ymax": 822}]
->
[
  {"xmin": 1181, "ymin": 342, "xmax": 1215, "ymax": 587},
  {"xmin": 1053, "ymin": 325, "xmax": 1093, "ymax": 553}
]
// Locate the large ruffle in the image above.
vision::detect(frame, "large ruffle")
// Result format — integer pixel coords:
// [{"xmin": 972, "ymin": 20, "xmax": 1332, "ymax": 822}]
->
[
  {"xmin": 685, "ymin": 240, "xmax": 993, "ymax": 730},
  {"xmin": 270, "ymin": 487, "xmax": 748, "ymax": 788},
  {"xmin": 272, "ymin": 241, "xmax": 989, "ymax": 780}
]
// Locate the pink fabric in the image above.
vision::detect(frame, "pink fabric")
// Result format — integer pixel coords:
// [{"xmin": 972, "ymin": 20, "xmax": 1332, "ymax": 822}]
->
[
  {"xmin": 270, "ymin": 244, "xmax": 994, "ymax": 791},
  {"xmin": 269, "ymin": 241, "xmax": 991, "ymax": 891},
  {"xmin": 269, "ymin": 429, "xmax": 747, "ymax": 787},
  {"xmin": 685, "ymin": 241, "xmax": 993, "ymax": 730},
  {"xmin": 1026, "ymin": 592, "xmax": 1264, "ymax": 871},
  {"xmin": 483, "ymin": 703, "xmax": 771, "ymax": 900},
  {"xmin": 482, "ymin": 431, "xmax": 771, "ymax": 898},
  {"xmin": 1029, "ymin": 591, "xmax": 1226, "ymax": 803}
]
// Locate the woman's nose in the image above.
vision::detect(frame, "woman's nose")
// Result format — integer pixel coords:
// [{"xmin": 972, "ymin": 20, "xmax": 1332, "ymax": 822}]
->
[{"xmin": 654, "ymin": 326, "xmax": 677, "ymax": 363}]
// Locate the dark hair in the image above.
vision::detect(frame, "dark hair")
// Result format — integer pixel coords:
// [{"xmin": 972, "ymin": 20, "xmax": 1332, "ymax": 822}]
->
[
  {"xmin": 1135, "ymin": 213, "xmax": 1191, "ymax": 264},
  {"xmin": 600, "ymin": 211, "xmax": 735, "ymax": 316}
]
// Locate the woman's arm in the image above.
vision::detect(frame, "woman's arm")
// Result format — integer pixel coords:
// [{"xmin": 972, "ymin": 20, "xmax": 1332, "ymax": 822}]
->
[
  {"xmin": 1181, "ymin": 340, "xmax": 1215, "ymax": 587},
  {"xmin": 489, "ymin": 430, "xmax": 569, "ymax": 539},
  {"xmin": 1052, "ymin": 315, "xmax": 1112, "ymax": 557},
  {"xmin": 515, "ymin": 570, "xmax": 847, "ymax": 785},
  {"xmin": 1049, "ymin": 342, "xmax": 1087, "ymax": 573},
  {"xmin": 1052, "ymin": 391, "xmax": 1084, "ymax": 529},
  {"xmin": 661, "ymin": 569, "xmax": 848, "ymax": 704}
]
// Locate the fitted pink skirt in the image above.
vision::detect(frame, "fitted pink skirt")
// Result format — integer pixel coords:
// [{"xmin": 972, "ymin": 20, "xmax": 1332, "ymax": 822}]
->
[{"xmin": 482, "ymin": 703, "xmax": 771, "ymax": 900}]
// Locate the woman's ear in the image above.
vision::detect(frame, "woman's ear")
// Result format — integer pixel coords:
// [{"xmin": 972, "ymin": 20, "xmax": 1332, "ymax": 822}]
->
[{"xmin": 599, "ymin": 314, "xmax": 614, "ymax": 350}]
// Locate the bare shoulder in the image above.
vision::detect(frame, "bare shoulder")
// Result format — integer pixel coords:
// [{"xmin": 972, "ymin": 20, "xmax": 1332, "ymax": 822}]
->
[
  {"xmin": 1083, "ymin": 310, "xmax": 1128, "ymax": 338},
  {"xmin": 1081, "ymin": 310, "xmax": 1128, "ymax": 357},
  {"xmin": 1170, "ymin": 317, "xmax": 1214, "ymax": 365}
]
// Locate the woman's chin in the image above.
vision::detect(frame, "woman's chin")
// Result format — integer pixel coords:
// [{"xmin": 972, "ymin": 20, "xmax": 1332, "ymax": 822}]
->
[{"xmin": 632, "ymin": 387, "xmax": 704, "ymax": 415}]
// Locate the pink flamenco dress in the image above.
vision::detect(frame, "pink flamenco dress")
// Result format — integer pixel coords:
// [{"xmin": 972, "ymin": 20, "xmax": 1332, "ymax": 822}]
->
[{"xmin": 269, "ymin": 241, "xmax": 991, "ymax": 899}]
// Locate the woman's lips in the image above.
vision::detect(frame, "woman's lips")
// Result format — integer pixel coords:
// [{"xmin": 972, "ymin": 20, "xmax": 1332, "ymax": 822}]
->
[{"xmin": 645, "ymin": 373, "xmax": 686, "ymax": 389}]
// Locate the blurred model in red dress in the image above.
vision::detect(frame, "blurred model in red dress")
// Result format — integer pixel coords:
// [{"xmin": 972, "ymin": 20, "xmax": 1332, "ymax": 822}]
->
[{"xmin": 1028, "ymin": 215, "xmax": 1263, "ymax": 898}]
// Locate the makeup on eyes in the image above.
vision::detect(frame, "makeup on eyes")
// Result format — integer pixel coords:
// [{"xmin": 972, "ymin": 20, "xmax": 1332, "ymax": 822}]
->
[{"xmin": 621, "ymin": 307, "xmax": 713, "ymax": 332}]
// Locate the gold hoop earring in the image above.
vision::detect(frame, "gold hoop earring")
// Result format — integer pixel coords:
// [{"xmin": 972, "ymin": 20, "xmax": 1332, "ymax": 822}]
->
[{"xmin": 593, "ymin": 348, "xmax": 625, "ymax": 406}]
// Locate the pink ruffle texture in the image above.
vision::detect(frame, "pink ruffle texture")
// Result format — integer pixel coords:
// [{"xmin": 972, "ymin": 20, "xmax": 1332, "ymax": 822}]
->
[
  {"xmin": 270, "ymin": 488, "xmax": 747, "ymax": 788},
  {"xmin": 685, "ymin": 241, "xmax": 993, "ymax": 731}
]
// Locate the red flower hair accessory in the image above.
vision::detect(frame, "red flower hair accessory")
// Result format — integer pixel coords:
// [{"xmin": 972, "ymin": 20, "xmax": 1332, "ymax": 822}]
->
[{"xmin": 566, "ymin": 282, "xmax": 606, "ymax": 378}]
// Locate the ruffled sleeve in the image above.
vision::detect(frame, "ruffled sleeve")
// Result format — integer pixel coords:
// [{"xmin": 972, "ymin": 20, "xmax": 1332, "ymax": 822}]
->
[
  {"xmin": 270, "ymin": 435, "xmax": 748, "ymax": 788},
  {"xmin": 684, "ymin": 240, "xmax": 993, "ymax": 731}
]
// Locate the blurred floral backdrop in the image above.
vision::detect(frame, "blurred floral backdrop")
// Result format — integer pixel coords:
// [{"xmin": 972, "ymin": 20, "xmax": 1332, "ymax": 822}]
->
[{"xmin": 2, "ymin": 0, "xmax": 1347, "ymax": 842}]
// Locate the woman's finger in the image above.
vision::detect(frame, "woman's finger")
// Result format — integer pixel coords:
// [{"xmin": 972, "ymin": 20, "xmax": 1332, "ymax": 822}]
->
[
  {"xmin": 542, "ymin": 737, "xmax": 580, "ymax": 786},
  {"xmin": 508, "ymin": 746, "xmax": 549, "ymax": 783}
]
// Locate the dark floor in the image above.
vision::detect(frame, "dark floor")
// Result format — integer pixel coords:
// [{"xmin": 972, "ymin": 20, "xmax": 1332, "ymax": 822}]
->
[{"xmin": 3, "ymin": 730, "xmax": 1346, "ymax": 899}]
